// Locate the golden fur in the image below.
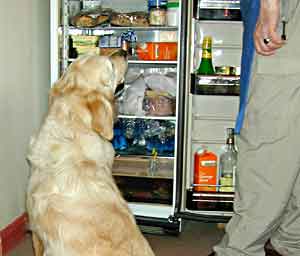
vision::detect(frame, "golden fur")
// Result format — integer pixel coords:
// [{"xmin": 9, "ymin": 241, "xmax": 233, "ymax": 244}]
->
[{"xmin": 27, "ymin": 54, "xmax": 155, "ymax": 256}]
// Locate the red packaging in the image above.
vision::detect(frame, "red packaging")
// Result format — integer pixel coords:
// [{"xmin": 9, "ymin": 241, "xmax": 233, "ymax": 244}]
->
[
  {"xmin": 137, "ymin": 42, "xmax": 177, "ymax": 61},
  {"xmin": 194, "ymin": 149, "xmax": 218, "ymax": 192}
]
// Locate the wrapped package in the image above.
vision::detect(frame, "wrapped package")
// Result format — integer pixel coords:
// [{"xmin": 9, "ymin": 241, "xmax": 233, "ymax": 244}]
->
[
  {"xmin": 71, "ymin": 35, "xmax": 100, "ymax": 56},
  {"xmin": 144, "ymin": 73, "xmax": 177, "ymax": 97},
  {"xmin": 110, "ymin": 12, "xmax": 149, "ymax": 27},
  {"xmin": 117, "ymin": 77, "xmax": 146, "ymax": 116},
  {"xmin": 143, "ymin": 90, "xmax": 175, "ymax": 116},
  {"xmin": 71, "ymin": 7, "xmax": 110, "ymax": 27}
]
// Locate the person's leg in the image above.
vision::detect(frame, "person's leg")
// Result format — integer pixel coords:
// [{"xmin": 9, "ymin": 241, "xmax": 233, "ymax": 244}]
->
[
  {"xmin": 214, "ymin": 72, "xmax": 300, "ymax": 256},
  {"xmin": 270, "ymin": 145, "xmax": 300, "ymax": 256}
]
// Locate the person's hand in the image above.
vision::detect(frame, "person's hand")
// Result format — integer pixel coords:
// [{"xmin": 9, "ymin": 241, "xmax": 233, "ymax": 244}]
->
[{"xmin": 254, "ymin": 0, "xmax": 285, "ymax": 56}]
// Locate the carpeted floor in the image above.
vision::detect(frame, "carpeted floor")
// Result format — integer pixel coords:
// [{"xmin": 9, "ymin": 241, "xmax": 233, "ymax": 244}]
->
[{"xmin": 8, "ymin": 221, "xmax": 225, "ymax": 256}]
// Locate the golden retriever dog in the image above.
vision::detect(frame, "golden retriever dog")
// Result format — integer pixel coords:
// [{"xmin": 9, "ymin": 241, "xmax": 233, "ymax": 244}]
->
[{"xmin": 26, "ymin": 53, "xmax": 155, "ymax": 256}]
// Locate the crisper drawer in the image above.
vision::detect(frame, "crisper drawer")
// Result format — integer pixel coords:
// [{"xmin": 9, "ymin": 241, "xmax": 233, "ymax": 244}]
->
[
  {"xmin": 112, "ymin": 157, "xmax": 174, "ymax": 205},
  {"xmin": 192, "ymin": 95, "xmax": 239, "ymax": 119},
  {"xmin": 192, "ymin": 119, "xmax": 236, "ymax": 142},
  {"xmin": 195, "ymin": 21, "xmax": 243, "ymax": 47},
  {"xmin": 112, "ymin": 156, "xmax": 174, "ymax": 179}
]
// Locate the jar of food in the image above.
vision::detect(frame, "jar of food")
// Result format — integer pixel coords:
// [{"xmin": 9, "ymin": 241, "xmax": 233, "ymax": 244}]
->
[
  {"xmin": 149, "ymin": 5, "xmax": 167, "ymax": 26},
  {"xmin": 167, "ymin": 2, "xmax": 179, "ymax": 26}
]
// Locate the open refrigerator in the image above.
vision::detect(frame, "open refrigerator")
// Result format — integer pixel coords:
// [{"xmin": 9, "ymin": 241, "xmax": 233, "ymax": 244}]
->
[{"xmin": 50, "ymin": 0, "xmax": 242, "ymax": 234}]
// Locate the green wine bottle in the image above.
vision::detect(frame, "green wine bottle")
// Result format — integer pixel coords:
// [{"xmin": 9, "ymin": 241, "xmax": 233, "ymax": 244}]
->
[{"xmin": 196, "ymin": 36, "xmax": 215, "ymax": 75}]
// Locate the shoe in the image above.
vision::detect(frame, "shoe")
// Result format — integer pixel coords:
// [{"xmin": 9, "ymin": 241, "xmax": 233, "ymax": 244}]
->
[
  {"xmin": 208, "ymin": 253, "xmax": 215, "ymax": 256},
  {"xmin": 264, "ymin": 240, "xmax": 282, "ymax": 256}
]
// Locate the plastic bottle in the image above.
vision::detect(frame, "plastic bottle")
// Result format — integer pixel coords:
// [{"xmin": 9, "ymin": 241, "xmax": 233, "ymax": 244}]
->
[
  {"xmin": 167, "ymin": 2, "xmax": 180, "ymax": 26},
  {"xmin": 196, "ymin": 36, "xmax": 215, "ymax": 75},
  {"xmin": 194, "ymin": 147, "xmax": 218, "ymax": 192}
]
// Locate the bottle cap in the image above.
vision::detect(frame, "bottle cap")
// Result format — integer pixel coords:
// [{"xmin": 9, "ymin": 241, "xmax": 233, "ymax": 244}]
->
[{"xmin": 202, "ymin": 36, "xmax": 212, "ymax": 49}]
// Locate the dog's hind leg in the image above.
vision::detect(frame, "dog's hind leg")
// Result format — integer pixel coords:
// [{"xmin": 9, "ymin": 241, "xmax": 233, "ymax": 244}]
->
[{"xmin": 32, "ymin": 232, "xmax": 44, "ymax": 256}]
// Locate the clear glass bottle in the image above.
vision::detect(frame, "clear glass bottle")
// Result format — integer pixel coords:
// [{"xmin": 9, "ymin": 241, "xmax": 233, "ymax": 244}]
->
[{"xmin": 219, "ymin": 128, "xmax": 237, "ymax": 192}]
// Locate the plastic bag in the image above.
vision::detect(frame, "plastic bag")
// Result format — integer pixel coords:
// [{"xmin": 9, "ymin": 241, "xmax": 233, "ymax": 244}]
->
[
  {"xmin": 71, "ymin": 7, "xmax": 111, "ymax": 27},
  {"xmin": 117, "ymin": 77, "xmax": 146, "ymax": 116},
  {"xmin": 144, "ymin": 73, "xmax": 177, "ymax": 97},
  {"xmin": 143, "ymin": 90, "xmax": 175, "ymax": 116},
  {"xmin": 110, "ymin": 12, "xmax": 149, "ymax": 27}
]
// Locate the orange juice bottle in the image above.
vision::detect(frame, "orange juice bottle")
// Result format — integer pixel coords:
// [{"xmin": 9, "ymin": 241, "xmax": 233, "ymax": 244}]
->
[{"xmin": 194, "ymin": 147, "xmax": 218, "ymax": 192}]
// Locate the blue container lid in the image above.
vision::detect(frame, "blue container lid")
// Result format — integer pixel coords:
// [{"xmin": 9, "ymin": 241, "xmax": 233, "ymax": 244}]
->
[{"xmin": 148, "ymin": 0, "xmax": 167, "ymax": 7}]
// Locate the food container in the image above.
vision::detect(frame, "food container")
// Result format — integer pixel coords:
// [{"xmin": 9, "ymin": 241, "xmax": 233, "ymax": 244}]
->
[
  {"xmin": 149, "ymin": 6, "xmax": 167, "ymax": 26},
  {"xmin": 167, "ymin": 2, "xmax": 180, "ymax": 26},
  {"xmin": 137, "ymin": 42, "xmax": 177, "ymax": 61},
  {"xmin": 68, "ymin": 0, "xmax": 81, "ymax": 21},
  {"xmin": 110, "ymin": 12, "xmax": 149, "ymax": 27},
  {"xmin": 82, "ymin": 0, "xmax": 102, "ymax": 10}
]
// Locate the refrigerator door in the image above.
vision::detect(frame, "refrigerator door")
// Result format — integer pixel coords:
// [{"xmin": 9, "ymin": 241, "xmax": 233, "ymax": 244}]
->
[{"xmin": 175, "ymin": 0, "xmax": 242, "ymax": 223}]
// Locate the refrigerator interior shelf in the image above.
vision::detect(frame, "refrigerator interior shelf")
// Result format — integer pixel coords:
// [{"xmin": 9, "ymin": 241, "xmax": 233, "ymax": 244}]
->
[
  {"xmin": 59, "ymin": 26, "xmax": 179, "ymax": 36},
  {"xmin": 128, "ymin": 60, "xmax": 178, "ymax": 65},
  {"xmin": 112, "ymin": 156, "xmax": 174, "ymax": 179},
  {"xmin": 118, "ymin": 114, "xmax": 176, "ymax": 121},
  {"xmin": 113, "ymin": 172, "xmax": 173, "ymax": 180},
  {"xmin": 67, "ymin": 25, "xmax": 178, "ymax": 32},
  {"xmin": 67, "ymin": 59, "xmax": 178, "ymax": 65}
]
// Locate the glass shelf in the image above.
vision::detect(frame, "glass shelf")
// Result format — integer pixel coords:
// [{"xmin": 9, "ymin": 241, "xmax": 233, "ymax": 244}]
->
[
  {"xmin": 60, "ymin": 25, "xmax": 178, "ymax": 36},
  {"xmin": 118, "ymin": 115, "xmax": 176, "ymax": 121}
]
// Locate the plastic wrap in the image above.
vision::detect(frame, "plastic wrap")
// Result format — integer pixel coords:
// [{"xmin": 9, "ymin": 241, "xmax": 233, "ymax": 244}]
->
[
  {"xmin": 143, "ymin": 90, "xmax": 175, "ymax": 116},
  {"xmin": 110, "ymin": 12, "xmax": 149, "ymax": 27},
  {"xmin": 144, "ymin": 72, "xmax": 177, "ymax": 96},
  {"xmin": 117, "ymin": 77, "xmax": 146, "ymax": 116},
  {"xmin": 71, "ymin": 7, "xmax": 110, "ymax": 27}
]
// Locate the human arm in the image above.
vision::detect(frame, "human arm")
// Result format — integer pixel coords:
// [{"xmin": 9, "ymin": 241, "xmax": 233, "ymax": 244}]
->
[{"xmin": 254, "ymin": 0, "xmax": 285, "ymax": 56}]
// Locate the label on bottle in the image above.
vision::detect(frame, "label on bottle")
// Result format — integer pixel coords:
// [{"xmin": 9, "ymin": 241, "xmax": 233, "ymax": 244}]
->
[
  {"xmin": 202, "ymin": 49, "xmax": 212, "ymax": 59},
  {"xmin": 194, "ymin": 151, "xmax": 218, "ymax": 192},
  {"xmin": 219, "ymin": 176, "xmax": 234, "ymax": 192}
]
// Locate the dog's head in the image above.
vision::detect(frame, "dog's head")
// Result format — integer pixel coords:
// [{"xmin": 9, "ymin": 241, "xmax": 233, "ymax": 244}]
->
[{"xmin": 49, "ymin": 52, "xmax": 127, "ymax": 140}]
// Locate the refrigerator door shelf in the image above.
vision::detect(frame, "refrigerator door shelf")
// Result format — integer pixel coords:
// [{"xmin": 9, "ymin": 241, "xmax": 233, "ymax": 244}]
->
[
  {"xmin": 112, "ymin": 155, "xmax": 174, "ymax": 179},
  {"xmin": 191, "ymin": 73, "xmax": 240, "ymax": 96}
]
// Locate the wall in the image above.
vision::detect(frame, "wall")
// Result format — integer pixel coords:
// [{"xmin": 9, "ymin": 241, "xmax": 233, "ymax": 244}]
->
[{"xmin": 0, "ymin": 0, "xmax": 50, "ymax": 228}]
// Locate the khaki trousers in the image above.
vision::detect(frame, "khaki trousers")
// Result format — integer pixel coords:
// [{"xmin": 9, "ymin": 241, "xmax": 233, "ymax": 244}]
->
[{"xmin": 214, "ymin": 2, "xmax": 300, "ymax": 255}]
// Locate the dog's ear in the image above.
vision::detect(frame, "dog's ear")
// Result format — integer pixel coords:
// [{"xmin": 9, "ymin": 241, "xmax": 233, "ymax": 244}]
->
[{"xmin": 86, "ymin": 90, "xmax": 114, "ymax": 140}]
